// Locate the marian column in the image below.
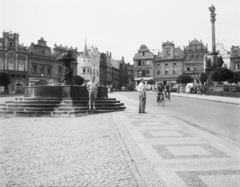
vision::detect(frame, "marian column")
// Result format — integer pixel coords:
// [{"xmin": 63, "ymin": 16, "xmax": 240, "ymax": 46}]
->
[{"xmin": 209, "ymin": 5, "xmax": 218, "ymax": 68}]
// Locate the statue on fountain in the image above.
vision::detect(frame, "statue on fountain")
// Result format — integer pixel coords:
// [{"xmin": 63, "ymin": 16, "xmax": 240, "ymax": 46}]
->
[{"xmin": 57, "ymin": 50, "xmax": 75, "ymax": 85}]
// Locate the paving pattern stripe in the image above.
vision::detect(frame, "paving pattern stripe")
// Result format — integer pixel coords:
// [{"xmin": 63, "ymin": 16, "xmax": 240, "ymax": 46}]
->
[{"xmin": 112, "ymin": 112, "xmax": 167, "ymax": 187}]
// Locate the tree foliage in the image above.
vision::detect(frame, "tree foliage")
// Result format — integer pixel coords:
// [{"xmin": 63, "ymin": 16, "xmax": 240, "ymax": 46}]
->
[
  {"xmin": 73, "ymin": 75, "xmax": 84, "ymax": 85},
  {"xmin": 176, "ymin": 75, "xmax": 193, "ymax": 84},
  {"xmin": 0, "ymin": 72, "xmax": 11, "ymax": 86},
  {"xmin": 228, "ymin": 71, "xmax": 240, "ymax": 83},
  {"xmin": 35, "ymin": 79, "xmax": 48, "ymax": 85},
  {"xmin": 199, "ymin": 73, "xmax": 208, "ymax": 84},
  {"xmin": 210, "ymin": 68, "xmax": 234, "ymax": 82}
]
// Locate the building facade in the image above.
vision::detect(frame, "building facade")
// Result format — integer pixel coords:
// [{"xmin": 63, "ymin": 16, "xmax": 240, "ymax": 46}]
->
[
  {"xmin": 183, "ymin": 39, "xmax": 208, "ymax": 79},
  {"xmin": 118, "ymin": 57, "xmax": 128, "ymax": 90},
  {"xmin": 52, "ymin": 44, "xmax": 78, "ymax": 85},
  {"xmin": 133, "ymin": 45, "xmax": 154, "ymax": 88},
  {"xmin": 28, "ymin": 38, "xmax": 56, "ymax": 86},
  {"xmin": 154, "ymin": 41, "xmax": 184, "ymax": 84},
  {"xmin": 111, "ymin": 56, "xmax": 120, "ymax": 90},
  {"xmin": 125, "ymin": 62, "xmax": 134, "ymax": 87},
  {"xmin": 77, "ymin": 43, "xmax": 100, "ymax": 84},
  {"xmin": 0, "ymin": 31, "xmax": 28, "ymax": 93},
  {"xmin": 230, "ymin": 45, "xmax": 240, "ymax": 72},
  {"xmin": 216, "ymin": 43, "xmax": 231, "ymax": 69},
  {"xmin": 99, "ymin": 53, "xmax": 107, "ymax": 86}
]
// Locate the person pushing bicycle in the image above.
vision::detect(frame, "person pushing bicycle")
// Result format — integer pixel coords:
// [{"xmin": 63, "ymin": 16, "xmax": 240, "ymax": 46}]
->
[{"xmin": 157, "ymin": 82, "xmax": 165, "ymax": 102}]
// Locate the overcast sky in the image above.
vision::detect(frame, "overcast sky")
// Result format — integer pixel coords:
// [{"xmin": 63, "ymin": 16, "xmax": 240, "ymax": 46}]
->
[{"xmin": 1, "ymin": 0, "xmax": 240, "ymax": 64}]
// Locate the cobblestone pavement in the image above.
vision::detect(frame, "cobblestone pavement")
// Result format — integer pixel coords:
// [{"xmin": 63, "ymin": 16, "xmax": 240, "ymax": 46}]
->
[
  {"xmin": 0, "ymin": 114, "xmax": 144, "ymax": 187},
  {"xmin": 109, "ymin": 93, "xmax": 240, "ymax": 187}
]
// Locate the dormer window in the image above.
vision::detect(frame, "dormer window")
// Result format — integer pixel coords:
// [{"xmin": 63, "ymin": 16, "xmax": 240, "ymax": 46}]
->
[{"xmin": 9, "ymin": 42, "xmax": 13, "ymax": 48}]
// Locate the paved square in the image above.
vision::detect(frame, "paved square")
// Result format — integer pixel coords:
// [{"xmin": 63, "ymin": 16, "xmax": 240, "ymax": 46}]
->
[
  {"xmin": 140, "ymin": 130, "xmax": 191, "ymax": 139},
  {"xmin": 150, "ymin": 131, "xmax": 182, "ymax": 137},
  {"xmin": 132, "ymin": 121, "xmax": 172, "ymax": 127},
  {"xmin": 167, "ymin": 146, "xmax": 212, "ymax": 156},
  {"xmin": 199, "ymin": 174, "xmax": 240, "ymax": 187},
  {"xmin": 176, "ymin": 170, "xmax": 240, "ymax": 187},
  {"xmin": 152, "ymin": 144, "xmax": 229, "ymax": 159}
]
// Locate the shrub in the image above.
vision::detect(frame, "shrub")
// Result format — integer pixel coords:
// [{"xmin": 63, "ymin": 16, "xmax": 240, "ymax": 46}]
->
[
  {"xmin": 73, "ymin": 75, "xmax": 84, "ymax": 85},
  {"xmin": 35, "ymin": 80, "xmax": 48, "ymax": 85},
  {"xmin": 210, "ymin": 68, "xmax": 234, "ymax": 82},
  {"xmin": 176, "ymin": 75, "xmax": 193, "ymax": 84}
]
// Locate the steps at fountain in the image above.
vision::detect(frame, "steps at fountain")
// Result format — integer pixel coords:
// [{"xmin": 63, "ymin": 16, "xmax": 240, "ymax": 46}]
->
[{"xmin": 0, "ymin": 97, "xmax": 126, "ymax": 117}]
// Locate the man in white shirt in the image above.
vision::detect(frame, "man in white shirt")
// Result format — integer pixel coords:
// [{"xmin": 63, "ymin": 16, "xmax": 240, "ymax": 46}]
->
[
  {"xmin": 137, "ymin": 78, "xmax": 146, "ymax": 113},
  {"xmin": 87, "ymin": 76, "xmax": 98, "ymax": 111}
]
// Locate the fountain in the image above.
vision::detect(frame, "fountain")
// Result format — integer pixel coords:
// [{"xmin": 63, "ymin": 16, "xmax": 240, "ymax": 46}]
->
[{"xmin": 0, "ymin": 50, "xmax": 126, "ymax": 117}]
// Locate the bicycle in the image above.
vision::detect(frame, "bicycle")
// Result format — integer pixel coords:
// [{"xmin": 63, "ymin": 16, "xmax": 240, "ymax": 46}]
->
[{"xmin": 157, "ymin": 92, "xmax": 165, "ymax": 106}]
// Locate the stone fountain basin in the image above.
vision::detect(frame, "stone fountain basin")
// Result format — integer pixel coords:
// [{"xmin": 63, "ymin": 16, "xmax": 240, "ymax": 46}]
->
[{"xmin": 24, "ymin": 85, "xmax": 108, "ymax": 99}]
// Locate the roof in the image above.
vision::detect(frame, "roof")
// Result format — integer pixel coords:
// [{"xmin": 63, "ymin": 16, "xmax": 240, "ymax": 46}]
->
[{"xmin": 82, "ymin": 42, "xmax": 90, "ymax": 58}]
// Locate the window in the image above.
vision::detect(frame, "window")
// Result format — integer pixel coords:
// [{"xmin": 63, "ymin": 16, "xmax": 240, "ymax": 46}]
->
[
  {"xmin": 41, "ymin": 50, "xmax": 44, "ymax": 56},
  {"xmin": 40, "ymin": 65, "xmax": 44, "ymax": 75},
  {"xmin": 97, "ymin": 70, "xmax": 98, "ymax": 76},
  {"xmin": 19, "ymin": 60, "xmax": 24, "ymax": 71},
  {"xmin": 166, "ymin": 50, "xmax": 170, "ymax": 56},
  {"xmin": 236, "ymin": 63, "xmax": 240, "ymax": 70},
  {"xmin": 173, "ymin": 68, "xmax": 177, "ymax": 74},
  {"xmin": 93, "ymin": 69, "xmax": 95, "ymax": 75},
  {"xmin": 199, "ymin": 66, "xmax": 204, "ymax": 70},
  {"xmin": 165, "ymin": 64, "xmax": 168, "ymax": 66},
  {"xmin": 186, "ymin": 67, "xmax": 190, "ymax": 71},
  {"xmin": 33, "ymin": 64, "xmax": 37, "ymax": 74},
  {"xmin": 173, "ymin": 63, "xmax": 176, "ymax": 66},
  {"xmin": 9, "ymin": 42, "xmax": 13, "ymax": 47},
  {"xmin": 87, "ymin": 69, "xmax": 90, "ymax": 73},
  {"xmin": 138, "ymin": 70, "xmax": 142, "ymax": 77},
  {"xmin": 157, "ymin": 63, "xmax": 160, "ymax": 68},
  {"xmin": 143, "ymin": 53, "xmax": 145, "ymax": 56},
  {"xmin": 83, "ymin": 68, "xmax": 86, "ymax": 73},
  {"xmin": 146, "ymin": 70, "xmax": 150, "ymax": 77},
  {"xmin": 193, "ymin": 66, "xmax": 197, "ymax": 71},
  {"xmin": 157, "ymin": 70, "xmax": 161, "ymax": 75},
  {"xmin": 165, "ymin": 69, "xmax": 169, "ymax": 74},
  {"xmin": 47, "ymin": 66, "xmax": 52, "ymax": 75},
  {"xmin": 146, "ymin": 61, "xmax": 150, "ymax": 65},
  {"xmin": 138, "ymin": 61, "xmax": 141, "ymax": 66},
  {"xmin": 58, "ymin": 66, "xmax": 62, "ymax": 75},
  {"xmin": 8, "ymin": 60, "xmax": 14, "ymax": 70},
  {"xmin": 142, "ymin": 61, "xmax": 145, "ymax": 66},
  {"xmin": 9, "ymin": 52, "xmax": 14, "ymax": 58}
]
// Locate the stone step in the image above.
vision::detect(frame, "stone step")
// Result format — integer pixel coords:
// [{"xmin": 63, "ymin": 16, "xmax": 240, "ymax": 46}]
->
[
  {"xmin": 2, "ymin": 106, "xmax": 126, "ymax": 112},
  {"xmin": 10, "ymin": 108, "xmax": 125, "ymax": 117},
  {"xmin": 6, "ymin": 103, "xmax": 124, "ymax": 108},
  {"xmin": 10, "ymin": 100, "xmax": 120, "ymax": 104},
  {"xmin": 15, "ymin": 97, "xmax": 116, "ymax": 101}
]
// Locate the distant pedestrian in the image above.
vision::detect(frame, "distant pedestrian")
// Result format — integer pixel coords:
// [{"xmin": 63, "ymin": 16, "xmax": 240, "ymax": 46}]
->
[
  {"xmin": 137, "ymin": 78, "xmax": 146, "ymax": 114},
  {"xmin": 87, "ymin": 76, "xmax": 98, "ymax": 111}
]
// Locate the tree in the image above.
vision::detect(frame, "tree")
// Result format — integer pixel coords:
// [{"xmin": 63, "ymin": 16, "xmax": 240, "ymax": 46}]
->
[
  {"xmin": 0, "ymin": 72, "xmax": 11, "ymax": 93},
  {"xmin": 35, "ymin": 80, "xmax": 48, "ymax": 85},
  {"xmin": 176, "ymin": 75, "xmax": 193, "ymax": 84},
  {"xmin": 210, "ymin": 68, "xmax": 234, "ymax": 82},
  {"xmin": 228, "ymin": 71, "xmax": 240, "ymax": 83},
  {"xmin": 199, "ymin": 72, "xmax": 208, "ymax": 84},
  {"xmin": 73, "ymin": 75, "xmax": 84, "ymax": 85}
]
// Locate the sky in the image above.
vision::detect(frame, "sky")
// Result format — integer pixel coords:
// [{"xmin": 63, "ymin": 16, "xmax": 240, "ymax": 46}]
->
[{"xmin": 1, "ymin": 0, "xmax": 240, "ymax": 64}]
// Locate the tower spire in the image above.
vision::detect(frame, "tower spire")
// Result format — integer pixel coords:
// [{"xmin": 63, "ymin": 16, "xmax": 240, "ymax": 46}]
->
[{"xmin": 83, "ymin": 39, "xmax": 89, "ymax": 58}]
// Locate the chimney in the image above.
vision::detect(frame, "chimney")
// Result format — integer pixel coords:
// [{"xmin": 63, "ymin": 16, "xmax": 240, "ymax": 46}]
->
[{"xmin": 110, "ymin": 52, "xmax": 112, "ymax": 58}]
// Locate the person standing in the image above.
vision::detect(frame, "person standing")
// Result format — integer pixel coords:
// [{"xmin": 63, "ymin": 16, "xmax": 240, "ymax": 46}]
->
[
  {"xmin": 87, "ymin": 76, "xmax": 98, "ymax": 111},
  {"xmin": 137, "ymin": 78, "xmax": 146, "ymax": 114},
  {"xmin": 165, "ymin": 82, "xmax": 171, "ymax": 101}
]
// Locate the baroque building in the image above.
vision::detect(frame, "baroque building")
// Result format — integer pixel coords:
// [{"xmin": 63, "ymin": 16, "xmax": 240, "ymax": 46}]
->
[
  {"xmin": 106, "ymin": 52, "xmax": 113, "ymax": 86},
  {"xmin": 111, "ymin": 57, "xmax": 120, "ymax": 90},
  {"xmin": 216, "ymin": 43, "xmax": 230, "ymax": 69},
  {"xmin": 0, "ymin": 31, "xmax": 28, "ymax": 93},
  {"xmin": 154, "ymin": 41, "xmax": 184, "ymax": 84},
  {"xmin": 53, "ymin": 44, "xmax": 78, "ymax": 85},
  {"xmin": 230, "ymin": 45, "xmax": 240, "ymax": 72},
  {"xmin": 28, "ymin": 38, "xmax": 56, "ymax": 86},
  {"xmin": 183, "ymin": 39, "xmax": 208, "ymax": 79},
  {"xmin": 133, "ymin": 45, "xmax": 154, "ymax": 88}
]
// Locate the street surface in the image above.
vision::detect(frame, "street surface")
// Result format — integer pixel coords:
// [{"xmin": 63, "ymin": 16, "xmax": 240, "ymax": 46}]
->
[
  {"xmin": 0, "ymin": 92, "xmax": 240, "ymax": 187},
  {"xmin": 116, "ymin": 91, "xmax": 240, "ymax": 144}
]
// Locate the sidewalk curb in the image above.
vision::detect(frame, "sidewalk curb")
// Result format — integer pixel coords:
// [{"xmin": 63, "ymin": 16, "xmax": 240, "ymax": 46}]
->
[{"xmin": 147, "ymin": 92, "xmax": 240, "ymax": 105}]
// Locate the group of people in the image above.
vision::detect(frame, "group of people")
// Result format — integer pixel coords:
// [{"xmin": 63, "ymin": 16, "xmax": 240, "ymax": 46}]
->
[
  {"xmin": 190, "ymin": 84, "xmax": 205, "ymax": 95},
  {"xmin": 136, "ymin": 79, "xmax": 172, "ymax": 114}
]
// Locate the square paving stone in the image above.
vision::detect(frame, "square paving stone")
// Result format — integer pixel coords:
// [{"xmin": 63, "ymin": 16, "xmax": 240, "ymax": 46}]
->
[
  {"xmin": 176, "ymin": 170, "xmax": 240, "ymax": 187},
  {"xmin": 132, "ymin": 121, "xmax": 172, "ymax": 127},
  {"xmin": 152, "ymin": 144, "xmax": 229, "ymax": 159},
  {"xmin": 167, "ymin": 146, "xmax": 212, "ymax": 156},
  {"xmin": 140, "ymin": 130, "xmax": 191, "ymax": 139}
]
